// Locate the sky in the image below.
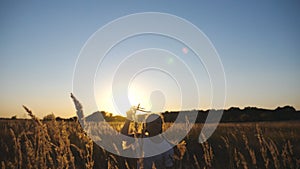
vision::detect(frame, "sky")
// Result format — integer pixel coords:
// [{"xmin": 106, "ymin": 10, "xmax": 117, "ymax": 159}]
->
[{"xmin": 0, "ymin": 1, "xmax": 300, "ymax": 118}]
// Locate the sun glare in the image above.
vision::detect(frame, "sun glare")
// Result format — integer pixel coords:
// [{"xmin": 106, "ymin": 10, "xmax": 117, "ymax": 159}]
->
[
  {"xmin": 128, "ymin": 90, "xmax": 140, "ymax": 107},
  {"xmin": 128, "ymin": 85, "xmax": 151, "ymax": 111}
]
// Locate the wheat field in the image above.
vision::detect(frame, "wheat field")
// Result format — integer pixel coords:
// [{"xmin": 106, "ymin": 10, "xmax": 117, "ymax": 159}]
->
[{"xmin": 0, "ymin": 111, "xmax": 299, "ymax": 169}]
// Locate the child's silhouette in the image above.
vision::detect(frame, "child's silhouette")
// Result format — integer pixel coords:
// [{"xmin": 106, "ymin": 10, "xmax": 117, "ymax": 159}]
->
[{"xmin": 121, "ymin": 108, "xmax": 174, "ymax": 169}]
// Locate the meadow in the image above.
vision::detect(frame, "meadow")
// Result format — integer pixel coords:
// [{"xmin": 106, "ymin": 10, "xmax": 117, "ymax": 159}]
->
[{"xmin": 0, "ymin": 111, "xmax": 299, "ymax": 169}]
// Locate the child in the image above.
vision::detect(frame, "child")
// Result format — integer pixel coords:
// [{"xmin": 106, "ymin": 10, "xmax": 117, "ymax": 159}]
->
[{"xmin": 121, "ymin": 108, "xmax": 174, "ymax": 169}]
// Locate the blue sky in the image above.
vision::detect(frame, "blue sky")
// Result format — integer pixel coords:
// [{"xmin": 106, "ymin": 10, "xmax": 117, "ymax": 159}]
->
[{"xmin": 0, "ymin": 1, "xmax": 299, "ymax": 118}]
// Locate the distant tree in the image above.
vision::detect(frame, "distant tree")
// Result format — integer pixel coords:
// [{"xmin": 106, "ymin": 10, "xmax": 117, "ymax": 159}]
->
[
  {"xmin": 100, "ymin": 111, "xmax": 107, "ymax": 117},
  {"xmin": 228, "ymin": 107, "xmax": 241, "ymax": 111},
  {"xmin": 276, "ymin": 105, "xmax": 296, "ymax": 112},
  {"xmin": 11, "ymin": 115, "xmax": 17, "ymax": 120},
  {"xmin": 70, "ymin": 116, "xmax": 78, "ymax": 121},
  {"xmin": 55, "ymin": 117, "xmax": 63, "ymax": 121},
  {"xmin": 240, "ymin": 114, "xmax": 250, "ymax": 121},
  {"xmin": 43, "ymin": 113, "xmax": 55, "ymax": 121}
]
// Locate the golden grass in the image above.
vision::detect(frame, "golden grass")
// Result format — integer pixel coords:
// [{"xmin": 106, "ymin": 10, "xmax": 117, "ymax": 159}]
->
[{"xmin": 0, "ymin": 111, "xmax": 299, "ymax": 168}]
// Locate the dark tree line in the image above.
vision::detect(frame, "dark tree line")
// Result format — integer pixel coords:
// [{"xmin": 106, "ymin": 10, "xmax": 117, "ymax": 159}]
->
[
  {"xmin": 163, "ymin": 105, "xmax": 300, "ymax": 123},
  {"xmin": 82, "ymin": 105, "xmax": 300, "ymax": 123},
  {"xmin": 5, "ymin": 105, "xmax": 299, "ymax": 123}
]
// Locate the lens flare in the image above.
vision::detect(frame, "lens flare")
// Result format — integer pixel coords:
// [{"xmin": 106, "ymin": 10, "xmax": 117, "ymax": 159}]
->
[{"xmin": 182, "ymin": 47, "xmax": 189, "ymax": 54}]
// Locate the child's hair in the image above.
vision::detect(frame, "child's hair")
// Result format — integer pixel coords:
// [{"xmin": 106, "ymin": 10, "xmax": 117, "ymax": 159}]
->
[
  {"xmin": 145, "ymin": 114, "xmax": 164, "ymax": 135},
  {"xmin": 145, "ymin": 113, "xmax": 163, "ymax": 123}
]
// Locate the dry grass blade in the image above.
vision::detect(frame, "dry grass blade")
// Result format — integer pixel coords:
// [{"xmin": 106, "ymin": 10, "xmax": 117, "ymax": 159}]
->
[
  {"xmin": 70, "ymin": 93, "xmax": 85, "ymax": 127},
  {"xmin": 22, "ymin": 105, "xmax": 42, "ymax": 125}
]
